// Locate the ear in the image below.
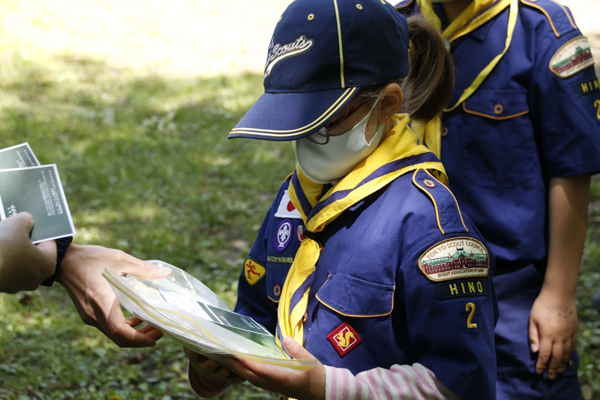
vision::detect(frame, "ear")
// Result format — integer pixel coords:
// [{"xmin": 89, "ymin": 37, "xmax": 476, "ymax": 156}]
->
[{"xmin": 378, "ymin": 83, "xmax": 403, "ymax": 123}]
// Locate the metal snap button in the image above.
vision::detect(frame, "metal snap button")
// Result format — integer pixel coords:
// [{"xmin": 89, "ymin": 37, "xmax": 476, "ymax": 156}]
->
[
  {"xmin": 273, "ymin": 284, "xmax": 282, "ymax": 297},
  {"xmin": 441, "ymin": 127, "xmax": 449, "ymax": 137},
  {"xmin": 302, "ymin": 312, "xmax": 308, "ymax": 324},
  {"xmin": 423, "ymin": 179, "xmax": 436, "ymax": 188},
  {"xmin": 494, "ymin": 103, "xmax": 504, "ymax": 115}
]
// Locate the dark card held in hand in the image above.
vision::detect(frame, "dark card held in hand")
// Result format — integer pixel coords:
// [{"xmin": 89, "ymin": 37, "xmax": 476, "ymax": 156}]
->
[{"xmin": 0, "ymin": 144, "xmax": 75, "ymax": 243}]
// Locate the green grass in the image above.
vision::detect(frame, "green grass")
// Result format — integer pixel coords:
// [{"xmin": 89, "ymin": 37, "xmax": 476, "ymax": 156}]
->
[
  {"xmin": 0, "ymin": 3, "xmax": 600, "ymax": 399},
  {"xmin": 0, "ymin": 43, "xmax": 291, "ymax": 399}
]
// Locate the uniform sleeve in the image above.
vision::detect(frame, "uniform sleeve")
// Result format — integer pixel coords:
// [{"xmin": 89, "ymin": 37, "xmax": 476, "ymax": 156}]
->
[
  {"xmin": 530, "ymin": 22, "xmax": 600, "ymax": 177},
  {"xmin": 234, "ymin": 182, "xmax": 289, "ymax": 333},
  {"xmin": 398, "ymin": 233, "xmax": 498, "ymax": 400},
  {"xmin": 325, "ymin": 363, "xmax": 460, "ymax": 400}
]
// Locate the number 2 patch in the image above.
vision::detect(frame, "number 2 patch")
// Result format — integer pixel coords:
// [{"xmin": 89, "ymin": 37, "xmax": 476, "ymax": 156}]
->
[{"xmin": 463, "ymin": 300, "xmax": 479, "ymax": 333}]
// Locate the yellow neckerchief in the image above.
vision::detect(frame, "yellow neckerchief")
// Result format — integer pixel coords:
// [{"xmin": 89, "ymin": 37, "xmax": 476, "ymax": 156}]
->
[
  {"xmin": 276, "ymin": 114, "xmax": 447, "ymax": 354},
  {"xmin": 413, "ymin": 0, "xmax": 518, "ymax": 157}
]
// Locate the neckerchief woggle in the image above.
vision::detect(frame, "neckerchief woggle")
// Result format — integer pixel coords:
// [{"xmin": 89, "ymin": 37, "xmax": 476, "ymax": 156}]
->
[
  {"xmin": 276, "ymin": 114, "xmax": 447, "ymax": 356},
  {"xmin": 412, "ymin": 0, "xmax": 518, "ymax": 158}
]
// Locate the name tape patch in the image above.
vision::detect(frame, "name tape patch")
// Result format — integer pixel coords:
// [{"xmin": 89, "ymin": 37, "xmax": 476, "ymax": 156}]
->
[
  {"xmin": 572, "ymin": 78, "xmax": 600, "ymax": 98},
  {"xmin": 436, "ymin": 278, "xmax": 489, "ymax": 300},
  {"xmin": 418, "ymin": 237, "xmax": 490, "ymax": 282}
]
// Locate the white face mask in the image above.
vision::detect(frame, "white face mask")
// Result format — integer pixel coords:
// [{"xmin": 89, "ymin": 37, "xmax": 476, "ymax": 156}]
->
[{"xmin": 295, "ymin": 96, "xmax": 385, "ymax": 184}]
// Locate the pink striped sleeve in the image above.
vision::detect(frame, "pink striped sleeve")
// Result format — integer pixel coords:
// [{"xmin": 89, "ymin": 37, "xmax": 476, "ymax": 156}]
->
[{"xmin": 325, "ymin": 363, "xmax": 461, "ymax": 400}]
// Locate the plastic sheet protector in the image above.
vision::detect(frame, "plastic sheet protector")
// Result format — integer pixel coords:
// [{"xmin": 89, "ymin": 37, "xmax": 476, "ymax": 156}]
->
[{"xmin": 102, "ymin": 260, "xmax": 316, "ymax": 371}]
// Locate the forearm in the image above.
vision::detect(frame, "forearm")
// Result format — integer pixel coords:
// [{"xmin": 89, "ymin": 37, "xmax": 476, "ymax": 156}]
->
[
  {"xmin": 325, "ymin": 363, "xmax": 459, "ymax": 400},
  {"xmin": 543, "ymin": 174, "xmax": 590, "ymax": 296}
]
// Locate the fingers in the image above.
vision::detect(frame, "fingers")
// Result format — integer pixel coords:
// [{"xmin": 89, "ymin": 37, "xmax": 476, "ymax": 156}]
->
[
  {"xmin": 184, "ymin": 348, "xmax": 245, "ymax": 385},
  {"xmin": 282, "ymin": 336, "xmax": 316, "ymax": 360},
  {"xmin": 7, "ymin": 212, "xmax": 35, "ymax": 231},
  {"xmin": 529, "ymin": 319, "xmax": 540, "ymax": 354},
  {"xmin": 119, "ymin": 256, "xmax": 173, "ymax": 280},
  {"xmin": 546, "ymin": 341, "xmax": 563, "ymax": 379},
  {"xmin": 94, "ymin": 298, "xmax": 157, "ymax": 348},
  {"xmin": 535, "ymin": 337, "xmax": 551, "ymax": 376}
]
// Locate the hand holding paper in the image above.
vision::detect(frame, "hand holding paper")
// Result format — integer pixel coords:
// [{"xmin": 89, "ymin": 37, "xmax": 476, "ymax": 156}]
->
[
  {"xmin": 0, "ymin": 143, "xmax": 75, "ymax": 243},
  {"xmin": 0, "ymin": 212, "xmax": 57, "ymax": 293},
  {"xmin": 58, "ymin": 244, "xmax": 173, "ymax": 347},
  {"xmin": 103, "ymin": 261, "xmax": 317, "ymax": 370}
]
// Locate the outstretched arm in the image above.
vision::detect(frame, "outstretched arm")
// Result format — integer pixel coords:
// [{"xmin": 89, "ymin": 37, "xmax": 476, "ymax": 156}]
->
[
  {"xmin": 57, "ymin": 244, "xmax": 172, "ymax": 347},
  {"xmin": 529, "ymin": 174, "xmax": 590, "ymax": 379}
]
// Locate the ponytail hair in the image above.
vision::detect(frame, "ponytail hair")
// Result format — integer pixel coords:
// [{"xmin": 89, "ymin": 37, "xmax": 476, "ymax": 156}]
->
[
  {"xmin": 401, "ymin": 14, "xmax": 454, "ymax": 122},
  {"xmin": 357, "ymin": 14, "xmax": 454, "ymax": 123}
]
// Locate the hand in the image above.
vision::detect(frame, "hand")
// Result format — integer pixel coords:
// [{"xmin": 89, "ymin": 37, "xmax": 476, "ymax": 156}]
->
[
  {"xmin": 529, "ymin": 287, "xmax": 578, "ymax": 379},
  {"xmin": 57, "ymin": 244, "xmax": 172, "ymax": 347},
  {"xmin": 227, "ymin": 336, "xmax": 326, "ymax": 400},
  {"xmin": 184, "ymin": 347, "xmax": 245, "ymax": 397},
  {"xmin": 0, "ymin": 212, "xmax": 57, "ymax": 293}
]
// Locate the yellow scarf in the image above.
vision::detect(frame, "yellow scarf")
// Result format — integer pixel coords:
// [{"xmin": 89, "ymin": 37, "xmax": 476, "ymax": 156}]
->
[
  {"xmin": 413, "ymin": 0, "xmax": 518, "ymax": 157},
  {"xmin": 276, "ymin": 114, "xmax": 447, "ymax": 353}
]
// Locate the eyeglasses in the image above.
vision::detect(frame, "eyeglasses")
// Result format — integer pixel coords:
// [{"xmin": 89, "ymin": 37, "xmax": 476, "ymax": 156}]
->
[{"xmin": 307, "ymin": 97, "xmax": 371, "ymax": 144}]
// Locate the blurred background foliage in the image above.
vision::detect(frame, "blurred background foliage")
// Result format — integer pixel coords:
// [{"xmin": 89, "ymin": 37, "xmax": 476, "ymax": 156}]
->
[{"xmin": 0, "ymin": 0, "xmax": 599, "ymax": 399}]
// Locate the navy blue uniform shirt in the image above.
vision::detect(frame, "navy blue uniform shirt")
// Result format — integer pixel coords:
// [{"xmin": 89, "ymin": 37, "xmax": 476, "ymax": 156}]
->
[
  {"xmin": 397, "ymin": 0, "xmax": 600, "ymax": 271},
  {"xmin": 236, "ymin": 169, "xmax": 498, "ymax": 400}
]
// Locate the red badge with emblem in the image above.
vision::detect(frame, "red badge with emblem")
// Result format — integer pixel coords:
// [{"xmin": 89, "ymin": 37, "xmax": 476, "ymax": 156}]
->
[{"xmin": 327, "ymin": 322, "xmax": 362, "ymax": 358}]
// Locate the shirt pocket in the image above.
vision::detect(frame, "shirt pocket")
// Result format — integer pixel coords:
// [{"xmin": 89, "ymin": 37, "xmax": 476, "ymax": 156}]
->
[
  {"xmin": 315, "ymin": 273, "xmax": 395, "ymax": 317},
  {"xmin": 460, "ymin": 89, "xmax": 537, "ymax": 188}
]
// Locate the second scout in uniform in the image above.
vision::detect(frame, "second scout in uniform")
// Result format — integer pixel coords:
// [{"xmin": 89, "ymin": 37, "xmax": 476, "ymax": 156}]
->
[{"xmin": 395, "ymin": 0, "xmax": 600, "ymax": 399}]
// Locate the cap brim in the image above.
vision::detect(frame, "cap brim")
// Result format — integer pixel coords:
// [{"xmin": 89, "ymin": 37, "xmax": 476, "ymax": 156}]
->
[{"xmin": 228, "ymin": 87, "xmax": 358, "ymax": 141}]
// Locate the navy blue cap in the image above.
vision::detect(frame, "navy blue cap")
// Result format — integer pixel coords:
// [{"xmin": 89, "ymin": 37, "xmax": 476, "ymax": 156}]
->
[{"xmin": 229, "ymin": 0, "xmax": 410, "ymax": 141}]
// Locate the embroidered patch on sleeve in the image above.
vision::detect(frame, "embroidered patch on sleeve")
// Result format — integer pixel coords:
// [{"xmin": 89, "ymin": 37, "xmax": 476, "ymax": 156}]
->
[
  {"xmin": 244, "ymin": 257, "xmax": 266, "ymax": 286},
  {"xmin": 327, "ymin": 322, "xmax": 362, "ymax": 358},
  {"xmin": 418, "ymin": 237, "xmax": 490, "ymax": 282},
  {"xmin": 275, "ymin": 219, "xmax": 293, "ymax": 251},
  {"xmin": 274, "ymin": 190, "xmax": 302, "ymax": 219},
  {"xmin": 550, "ymin": 36, "xmax": 594, "ymax": 79}
]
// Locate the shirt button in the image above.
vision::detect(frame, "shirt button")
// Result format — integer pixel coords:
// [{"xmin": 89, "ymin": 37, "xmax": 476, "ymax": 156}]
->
[
  {"xmin": 273, "ymin": 284, "xmax": 282, "ymax": 297},
  {"xmin": 494, "ymin": 104, "xmax": 504, "ymax": 115},
  {"xmin": 302, "ymin": 312, "xmax": 308, "ymax": 324},
  {"xmin": 441, "ymin": 127, "xmax": 449, "ymax": 137},
  {"xmin": 423, "ymin": 179, "xmax": 436, "ymax": 188}
]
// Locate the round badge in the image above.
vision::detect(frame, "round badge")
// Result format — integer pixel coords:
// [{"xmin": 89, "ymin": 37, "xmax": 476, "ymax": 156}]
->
[
  {"xmin": 275, "ymin": 219, "xmax": 293, "ymax": 251},
  {"xmin": 297, "ymin": 225, "xmax": 305, "ymax": 241}
]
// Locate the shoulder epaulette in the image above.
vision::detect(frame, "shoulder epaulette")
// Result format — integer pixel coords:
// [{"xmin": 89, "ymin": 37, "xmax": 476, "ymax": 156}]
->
[
  {"xmin": 412, "ymin": 168, "xmax": 468, "ymax": 235},
  {"xmin": 521, "ymin": 0, "xmax": 578, "ymax": 38}
]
